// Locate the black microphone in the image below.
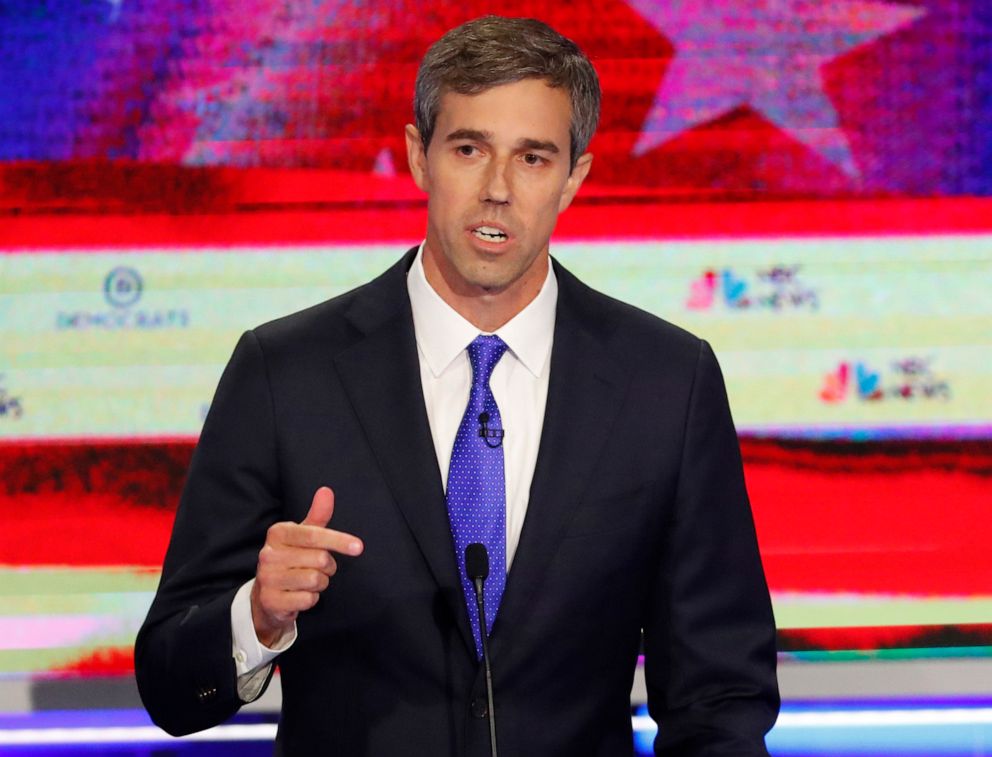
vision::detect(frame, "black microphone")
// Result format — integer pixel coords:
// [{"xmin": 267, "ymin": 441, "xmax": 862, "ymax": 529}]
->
[
  {"xmin": 465, "ymin": 543, "xmax": 498, "ymax": 757},
  {"xmin": 477, "ymin": 412, "xmax": 505, "ymax": 448}
]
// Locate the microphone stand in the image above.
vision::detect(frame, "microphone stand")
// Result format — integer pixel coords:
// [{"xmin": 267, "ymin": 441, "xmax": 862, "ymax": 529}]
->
[{"xmin": 466, "ymin": 544, "xmax": 498, "ymax": 757}]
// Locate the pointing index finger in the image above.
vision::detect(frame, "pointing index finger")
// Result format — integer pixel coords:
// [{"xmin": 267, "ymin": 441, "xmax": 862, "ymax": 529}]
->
[{"xmin": 285, "ymin": 523, "xmax": 363, "ymax": 556}]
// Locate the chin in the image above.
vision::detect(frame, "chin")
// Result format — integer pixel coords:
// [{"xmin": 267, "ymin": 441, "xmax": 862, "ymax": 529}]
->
[
  {"xmin": 467, "ymin": 277, "xmax": 513, "ymax": 296},
  {"xmin": 456, "ymin": 262, "xmax": 516, "ymax": 293}
]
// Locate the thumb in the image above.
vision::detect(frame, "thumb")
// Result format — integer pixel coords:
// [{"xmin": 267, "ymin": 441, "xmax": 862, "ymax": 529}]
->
[{"xmin": 302, "ymin": 486, "xmax": 334, "ymax": 527}]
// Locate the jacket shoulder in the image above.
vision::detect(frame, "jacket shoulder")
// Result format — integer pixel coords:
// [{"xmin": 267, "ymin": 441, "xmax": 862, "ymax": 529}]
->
[{"xmin": 250, "ymin": 250, "xmax": 413, "ymax": 357}]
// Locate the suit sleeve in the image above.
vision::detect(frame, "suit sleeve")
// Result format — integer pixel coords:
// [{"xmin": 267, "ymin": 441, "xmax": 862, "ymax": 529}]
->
[
  {"xmin": 135, "ymin": 330, "xmax": 282, "ymax": 736},
  {"xmin": 644, "ymin": 340, "xmax": 780, "ymax": 756}
]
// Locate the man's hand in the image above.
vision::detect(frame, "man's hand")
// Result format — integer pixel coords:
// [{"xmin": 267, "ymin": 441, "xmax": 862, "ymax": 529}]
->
[{"xmin": 251, "ymin": 486, "xmax": 363, "ymax": 647}]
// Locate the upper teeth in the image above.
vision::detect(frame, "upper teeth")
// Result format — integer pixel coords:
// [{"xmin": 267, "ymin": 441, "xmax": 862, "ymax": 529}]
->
[{"xmin": 474, "ymin": 226, "xmax": 506, "ymax": 239}]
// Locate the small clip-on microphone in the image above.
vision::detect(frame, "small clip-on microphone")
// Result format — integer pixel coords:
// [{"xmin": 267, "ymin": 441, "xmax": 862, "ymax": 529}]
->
[
  {"xmin": 477, "ymin": 412, "xmax": 505, "ymax": 448},
  {"xmin": 465, "ymin": 543, "xmax": 498, "ymax": 757}
]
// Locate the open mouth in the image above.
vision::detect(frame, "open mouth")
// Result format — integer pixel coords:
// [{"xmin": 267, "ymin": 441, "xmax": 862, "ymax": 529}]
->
[{"xmin": 472, "ymin": 225, "xmax": 508, "ymax": 243}]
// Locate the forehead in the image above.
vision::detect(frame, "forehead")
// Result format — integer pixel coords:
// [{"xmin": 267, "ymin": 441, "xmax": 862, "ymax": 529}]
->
[{"xmin": 434, "ymin": 79, "xmax": 572, "ymax": 142}]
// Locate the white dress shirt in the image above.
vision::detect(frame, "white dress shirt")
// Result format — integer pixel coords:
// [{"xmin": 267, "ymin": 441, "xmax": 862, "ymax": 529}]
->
[{"xmin": 231, "ymin": 245, "xmax": 557, "ymax": 699}]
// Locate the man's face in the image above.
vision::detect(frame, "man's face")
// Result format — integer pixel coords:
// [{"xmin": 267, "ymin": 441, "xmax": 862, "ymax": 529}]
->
[{"xmin": 406, "ymin": 78, "xmax": 591, "ymax": 310}]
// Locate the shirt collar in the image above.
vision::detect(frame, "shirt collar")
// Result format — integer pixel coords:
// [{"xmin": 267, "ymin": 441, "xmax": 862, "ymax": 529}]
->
[{"xmin": 407, "ymin": 242, "xmax": 558, "ymax": 379}]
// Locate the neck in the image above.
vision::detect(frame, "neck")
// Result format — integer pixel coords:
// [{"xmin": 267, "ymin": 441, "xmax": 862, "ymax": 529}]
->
[{"xmin": 421, "ymin": 245, "xmax": 547, "ymax": 332}]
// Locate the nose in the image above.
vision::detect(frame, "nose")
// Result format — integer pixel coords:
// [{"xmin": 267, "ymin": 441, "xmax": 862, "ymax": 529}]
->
[{"xmin": 480, "ymin": 158, "xmax": 511, "ymax": 205}]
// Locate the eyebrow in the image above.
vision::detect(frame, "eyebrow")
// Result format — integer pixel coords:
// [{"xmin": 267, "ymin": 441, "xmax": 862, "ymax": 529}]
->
[
  {"xmin": 444, "ymin": 129, "xmax": 561, "ymax": 155},
  {"xmin": 518, "ymin": 138, "xmax": 560, "ymax": 154},
  {"xmin": 445, "ymin": 128, "xmax": 493, "ymax": 143}
]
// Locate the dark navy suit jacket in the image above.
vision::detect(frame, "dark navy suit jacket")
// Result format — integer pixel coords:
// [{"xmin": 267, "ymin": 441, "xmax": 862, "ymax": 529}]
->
[{"xmin": 136, "ymin": 249, "xmax": 779, "ymax": 755}]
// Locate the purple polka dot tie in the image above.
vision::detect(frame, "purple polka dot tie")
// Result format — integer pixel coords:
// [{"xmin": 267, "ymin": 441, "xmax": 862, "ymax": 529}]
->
[{"xmin": 446, "ymin": 334, "xmax": 508, "ymax": 659}]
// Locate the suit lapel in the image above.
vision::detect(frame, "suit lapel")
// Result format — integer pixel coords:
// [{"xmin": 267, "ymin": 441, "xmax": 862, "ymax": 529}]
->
[
  {"xmin": 332, "ymin": 252, "xmax": 476, "ymax": 656},
  {"xmin": 492, "ymin": 263, "xmax": 629, "ymax": 658}
]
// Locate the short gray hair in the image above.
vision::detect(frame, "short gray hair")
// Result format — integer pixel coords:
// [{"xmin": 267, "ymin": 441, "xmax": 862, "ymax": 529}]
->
[{"xmin": 414, "ymin": 16, "xmax": 601, "ymax": 170}]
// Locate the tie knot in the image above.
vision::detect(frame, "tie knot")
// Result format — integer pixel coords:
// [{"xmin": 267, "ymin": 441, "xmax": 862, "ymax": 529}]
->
[{"xmin": 467, "ymin": 334, "xmax": 508, "ymax": 386}]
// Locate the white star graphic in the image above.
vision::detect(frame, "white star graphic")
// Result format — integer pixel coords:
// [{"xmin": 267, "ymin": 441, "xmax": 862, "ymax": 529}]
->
[
  {"xmin": 626, "ymin": 0, "xmax": 926, "ymax": 177},
  {"xmin": 105, "ymin": 0, "xmax": 123, "ymax": 22}
]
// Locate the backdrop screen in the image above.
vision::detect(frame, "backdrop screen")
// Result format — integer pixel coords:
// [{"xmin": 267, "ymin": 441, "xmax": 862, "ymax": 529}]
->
[{"xmin": 1, "ymin": 0, "xmax": 990, "ymax": 680}]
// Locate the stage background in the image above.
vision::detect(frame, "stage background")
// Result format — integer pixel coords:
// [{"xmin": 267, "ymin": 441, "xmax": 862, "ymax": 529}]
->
[{"xmin": 1, "ymin": 0, "xmax": 990, "ymax": 737}]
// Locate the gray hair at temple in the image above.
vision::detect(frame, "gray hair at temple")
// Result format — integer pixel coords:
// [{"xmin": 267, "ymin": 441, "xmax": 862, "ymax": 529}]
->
[{"xmin": 414, "ymin": 16, "xmax": 601, "ymax": 171}]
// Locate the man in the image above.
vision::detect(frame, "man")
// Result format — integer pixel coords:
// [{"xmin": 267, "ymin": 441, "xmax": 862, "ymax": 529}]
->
[{"xmin": 136, "ymin": 15, "xmax": 779, "ymax": 756}]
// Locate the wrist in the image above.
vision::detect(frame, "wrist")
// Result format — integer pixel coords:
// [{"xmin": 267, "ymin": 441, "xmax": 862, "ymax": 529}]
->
[{"xmin": 250, "ymin": 585, "xmax": 292, "ymax": 648}]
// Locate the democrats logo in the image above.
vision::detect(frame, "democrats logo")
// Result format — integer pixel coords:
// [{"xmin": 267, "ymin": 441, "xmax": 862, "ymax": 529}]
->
[
  {"xmin": 820, "ymin": 357, "xmax": 950, "ymax": 403},
  {"xmin": 56, "ymin": 267, "xmax": 189, "ymax": 331},
  {"xmin": 0, "ymin": 374, "xmax": 23, "ymax": 419},
  {"xmin": 103, "ymin": 267, "xmax": 144, "ymax": 308},
  {"xmin": 686, "ymin": 265, "xmax": 819, "ymax": 312}
]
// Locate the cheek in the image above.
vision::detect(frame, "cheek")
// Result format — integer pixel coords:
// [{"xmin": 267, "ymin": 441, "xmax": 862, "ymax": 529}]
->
[
  {"xmin": 532, "ymin": 191, "xmax": 566, "ymax": 229},
  {"xmin": 529, "ymin": 173, "xmax": 570, "ymax": 211},
  {"xmin": 428, "ymin": 192, "xmax": 459, "ymax": 229}
]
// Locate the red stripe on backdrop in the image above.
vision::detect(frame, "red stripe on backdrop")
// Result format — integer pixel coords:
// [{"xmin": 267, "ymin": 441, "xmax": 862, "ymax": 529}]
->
[
  {"xmin": 778, "ymin": 624, "xmax": 992, "ymax": 653},
  {"xmin": 0, "ymin": 441, "xmax": 190, "ymax": 567},
  {"xmin": 1, "ymin": 163, "xmax": 990, "ymax": 248},
  {"xmin": 2, "ymin": 198, "xmax": 990, "ymax": 249},
  {"xmin": 53, "ymin": 647, "xmax": 135, "ymax": 677},
  {"xmin": 743, "ymin": 439, "xmax": 992, "ymax": 596},
  {"xmin": 1, "ymin": 439, "xmax": 989, "ymax": 598}
]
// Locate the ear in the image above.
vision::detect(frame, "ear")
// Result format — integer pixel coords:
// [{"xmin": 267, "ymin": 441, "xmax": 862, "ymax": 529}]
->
[
  {"xmin": 558, "ymin": 152, "xmax": 593, "ymax": 213},
  {"xmin": 405, "ymin": 124, "xmax": 430, "ymax": 192}
]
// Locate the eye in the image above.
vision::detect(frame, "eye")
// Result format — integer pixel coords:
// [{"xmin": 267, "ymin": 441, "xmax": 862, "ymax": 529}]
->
[
  {"xmin": 522, "ymin": 153, "xmax": 545, "ymax": 166},
  {"xmin": 456, "ymin": 144, "xmax": 477, "ymax": 157}
]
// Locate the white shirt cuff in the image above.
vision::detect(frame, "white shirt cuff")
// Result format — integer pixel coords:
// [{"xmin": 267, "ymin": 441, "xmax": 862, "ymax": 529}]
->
[{"xmin": 230, "ymin": 578, "xmax": 297, "ymax": 701}]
